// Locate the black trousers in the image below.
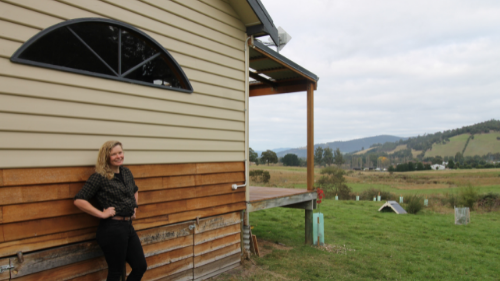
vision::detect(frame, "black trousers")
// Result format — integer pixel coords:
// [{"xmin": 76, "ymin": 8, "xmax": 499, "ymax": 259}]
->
[{"xmin": 96, "ymin": 219, "xmax": 147, "ymax": 281}]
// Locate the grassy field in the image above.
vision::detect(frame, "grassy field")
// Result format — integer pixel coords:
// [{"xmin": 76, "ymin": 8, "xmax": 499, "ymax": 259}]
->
[
  {"xmin": 250, "ymin": 165, "xmax": 500, "ymax": 195},
  {"xmin": 464, "ymin": 132, "xmax": 500, "ymax": 157},
  {"xmin": 216, "ymin": 200, "xmax": 500, "ymax": 280},
  {"xmin": 425, "ymin": 133, "xmax": 470, "ymax": 158},
  {"xmin": 229, "ymin": 166, "xmax": 500, "ymax": 280}
]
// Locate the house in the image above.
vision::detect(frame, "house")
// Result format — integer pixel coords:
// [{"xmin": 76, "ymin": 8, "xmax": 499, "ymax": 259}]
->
[
  {"xmin": 0, "ymin": 0, "xmax": 318, "ymax": 280},
  {"xmin": 431, "ymin": 164, "xmax": 446, "ymax": 170}
]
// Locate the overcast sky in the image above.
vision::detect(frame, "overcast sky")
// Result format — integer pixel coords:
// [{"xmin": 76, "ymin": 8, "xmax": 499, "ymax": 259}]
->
[{"xmin": 250, "ymin": 0, "xmax": 500, "ymax": 151}]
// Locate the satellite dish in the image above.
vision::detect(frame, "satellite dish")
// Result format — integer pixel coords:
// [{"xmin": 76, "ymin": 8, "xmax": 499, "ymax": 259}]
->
[{"xmin": 266, "ymin": 26, "xmax": 292, "ymax": 52}]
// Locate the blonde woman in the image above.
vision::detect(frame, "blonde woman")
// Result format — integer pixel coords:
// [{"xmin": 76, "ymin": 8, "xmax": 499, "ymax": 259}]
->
[{"xmin": 74, "ymin": 141, "xmax": 147, "ymax": 281}]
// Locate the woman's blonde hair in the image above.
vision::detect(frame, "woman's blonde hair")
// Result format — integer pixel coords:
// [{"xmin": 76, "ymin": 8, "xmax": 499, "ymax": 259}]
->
[{"xmin": 96, "ymin": 141, "xmax": 123, "ymax": 180}]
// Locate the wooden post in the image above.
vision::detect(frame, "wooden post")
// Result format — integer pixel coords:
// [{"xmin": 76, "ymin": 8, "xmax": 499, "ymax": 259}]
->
[
  {"xmin": 307, "ymin": 82, "xmax": 314, "ymax": 191},
  {"xmin": 305, "ymin": 82, "xmax": 314, "ymax": 245}
]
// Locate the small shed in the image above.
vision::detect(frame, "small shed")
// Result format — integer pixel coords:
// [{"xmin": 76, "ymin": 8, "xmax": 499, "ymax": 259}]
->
[{"xmin": 378, "ymin": 201, "xmax": 407, "ymax": 214}]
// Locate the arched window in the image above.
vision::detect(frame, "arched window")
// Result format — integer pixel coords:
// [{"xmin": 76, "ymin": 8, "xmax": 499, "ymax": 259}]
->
[{"xmin": 11, "ymin": 18, "xmax": 193, "ymax": 93}]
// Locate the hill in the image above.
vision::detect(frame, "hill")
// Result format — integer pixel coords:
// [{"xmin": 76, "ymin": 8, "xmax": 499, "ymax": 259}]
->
[
  {"xmin": 423, "ymin": 131, "xmax": 500, "ymax": 158},
  {"xmin": 276, "ymin": 135, "xmax": 406, "ymax": 158}
]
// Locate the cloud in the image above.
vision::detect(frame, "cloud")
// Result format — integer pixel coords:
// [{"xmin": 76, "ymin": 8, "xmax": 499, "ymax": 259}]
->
[{"xmin": 250, "ymin": 0, "xmax": 500, "ymax": 151}]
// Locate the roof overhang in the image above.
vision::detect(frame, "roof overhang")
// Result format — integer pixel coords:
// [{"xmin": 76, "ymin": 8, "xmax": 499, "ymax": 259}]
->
[
  {"xmin": 249, "ymin": 39, "xmax": 319, "ymax": 97},
  {"xmin": 228, "ymin": 0, "xmax": 279, "ymax": 46}
]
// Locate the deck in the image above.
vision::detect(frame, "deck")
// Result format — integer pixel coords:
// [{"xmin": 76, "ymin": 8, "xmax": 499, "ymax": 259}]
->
[{"xmin": 248, "ymin": 186, "xmax": 317, "ymax": 212}]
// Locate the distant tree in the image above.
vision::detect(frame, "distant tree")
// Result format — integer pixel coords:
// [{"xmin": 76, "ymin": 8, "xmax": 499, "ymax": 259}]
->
[
  {"xmin": 333, "ymin": 148, "xmax": 345, "ymax": 167},
  {"xmin": 388, "ymin": 165, "xmax": 395, "ymax": 172},
  {"xmin": 455, "ymin": 152, "xmax": 464, "ymax": 164},
  {"xmin": 416, "ymin": 162, "xmax": 424, "ymax": 171},
  {"xmin": 260, "ymin": 150, "xmax": 278, "ymax": 166},
  {"xmin": 282, "ymin": 153, "xmax": 300, "ymax": 166},
  {"xmin": 432, "ymin": 156, "xmax": 443, "ymax": 165},
  {"xmin": 447, "ymin": 159, "xmax": 455, "ymax": 169},
  {"xmin": 408, "ymin": 161, "xmax": 415, "ymax": 171},
  {"xmin": 314, "ymin": 147, "xmax": 324, "ymax": 167},
  {"xmin": 249, "ymin": 148, "xmax": 258, "ymax": 164},
  {"xmin": 323, "ymin": 147, "xmax": 334, "ymax": 166},
  {"xmin": 361, "ymin": 147, "xmax": 364, "ymax": 150}
]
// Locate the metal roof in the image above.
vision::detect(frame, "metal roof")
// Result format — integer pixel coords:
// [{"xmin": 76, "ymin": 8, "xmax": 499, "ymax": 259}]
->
[{"xmin": 248, "ymin": 39, "xmax": 319, "ymax": 97}]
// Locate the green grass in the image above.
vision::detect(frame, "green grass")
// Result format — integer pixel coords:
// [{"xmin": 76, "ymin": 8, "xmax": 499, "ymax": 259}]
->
[
  {"xmin": 464, "ymin": 132, "xmax": 500, "ymax": 157},
  {"xmin": 425, "ymin": 133, "xmax": 470, "ymax": 157},
  {"xmin": 219, "ymin": 201, "xmax": 500, "ymax": 280}
]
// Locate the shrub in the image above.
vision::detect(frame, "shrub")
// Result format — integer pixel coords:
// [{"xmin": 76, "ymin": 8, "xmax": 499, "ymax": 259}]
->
[
  {"xmin": 316, "ymin": 166, "xmax": 352, "ymax": 199},
  {"xmin": 405, "ymin": 195, "xmax": 424, "ymax": 214},
  {"xmin": 458, "ymin": 185, "xmax": 478, "ymax": 210},
  {"xmin": 250, "ymin": 170, "xmax": 270, "ymax": 183},
  {"xmin": 477, "ymin": 193, "xmax": 500, "ymax": 212}
]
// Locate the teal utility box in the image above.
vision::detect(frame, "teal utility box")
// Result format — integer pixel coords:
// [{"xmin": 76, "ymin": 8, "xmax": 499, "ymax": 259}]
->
[{"xmin": 313, "ymin": 213, "xmax": 324, "ymax": 246}]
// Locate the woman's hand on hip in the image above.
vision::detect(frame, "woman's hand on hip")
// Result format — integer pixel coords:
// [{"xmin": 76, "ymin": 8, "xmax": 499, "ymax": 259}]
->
[{"xmin": 101, "ymin": 207, "xmax": 116, "ymax": 219}]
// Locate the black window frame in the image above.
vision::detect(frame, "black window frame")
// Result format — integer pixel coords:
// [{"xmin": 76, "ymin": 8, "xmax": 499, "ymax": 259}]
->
[{"xmin": 10, "ymin": 18, "xmax": 193, "ymax": 94}]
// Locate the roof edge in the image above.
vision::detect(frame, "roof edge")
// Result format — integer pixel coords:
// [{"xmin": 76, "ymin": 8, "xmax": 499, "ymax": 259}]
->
[
  {"xmin": 246, "ymin": 0, "xmax": 279, "ymax": 46},
  {"xmin": 252, "ymin": 40, "xmax": 319, "ymax": 82}
]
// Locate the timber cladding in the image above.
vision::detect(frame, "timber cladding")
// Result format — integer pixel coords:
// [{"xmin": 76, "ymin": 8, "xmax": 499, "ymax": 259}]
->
[{"xmin": 0, "ymin": 162, "xmax": 245, "ymax": 280}]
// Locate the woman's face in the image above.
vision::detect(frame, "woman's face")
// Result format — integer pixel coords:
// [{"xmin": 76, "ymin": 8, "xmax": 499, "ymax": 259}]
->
[{"xmin": 108, "ymin": 145, "xmax": 124, "ymax": 169}]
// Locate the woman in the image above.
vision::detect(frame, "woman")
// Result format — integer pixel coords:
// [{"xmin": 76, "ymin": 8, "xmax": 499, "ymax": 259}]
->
[{"xmin": 74, "ymin": 141, "xmax": 147, "ymax": 281}]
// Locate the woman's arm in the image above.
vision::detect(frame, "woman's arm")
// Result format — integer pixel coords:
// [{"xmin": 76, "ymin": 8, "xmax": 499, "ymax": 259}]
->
[{"xmin": 74, "ymin": 199, "xmax": 115, "ymax": 219}]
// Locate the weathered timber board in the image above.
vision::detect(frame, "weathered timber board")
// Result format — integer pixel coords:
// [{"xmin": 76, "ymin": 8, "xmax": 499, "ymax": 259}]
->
[
  {"xmin": 138, "ymin": 221, "xmax": 192, "ymax": 245},
  {"xmin": 0, "ymin": 207, "xmax": 3, "ymax": 224},
  {"xmin": 196, "ymin": 162, "xmax": 244, "ymax": 174},
  {"xmin": 2, "ymin": 213, "xmax": 99, "ymax": 242},
  {"xmin": 0, "ymin": 225, "xmax": 4, "ymax": 243},
  {"xmin": 162, "ymin": 175, "xmax": 195, "ymax": 189},
  {"xmin": 134, "ymin": 177, "xmax": 163, "ymax": 192},
  {"xmin": 195, "ymin": 212, "xmax": 240, "ymax": 234},
  {"xmin": 167, "ymin": 202, "xmax": 246, "ymax": 228},
  {"xmin": 10, "ymin": 241, "xmax": 102, "ymax": 278},
  {"xmin": 0, "ymin": 227, "xmax": 96, "ymax": 259},
  {"xmin": 194, "ymin": 172, "xmax": 244, "ymax": 186},
  {"xmin": 194, "ymin": 224, "xmax": 240, "ymax": 245},
  {"xmin": 66, "ymin": 269, "xmax": 108, "ymax": 281},
  {"xmin": 131, "ymin": 258, "xmax": 193, "ymax": 281},
  {"xmin": 143, "ymin": 236, "xmax": 192, "ymax": 258},
  {"xmin": 151, "ymin": 269, "xmax": 193, "ymax": 281},
  {"xmin": 13, "ymin": 256, "xmax": 107, "ymax": 281},
  {"xmin": 3, "ymin": 199, "xmax": 81, "ymax": 223},
  {"xmin": 2, "ymin": 167, "xmax": 94, "ymax": 186},
  {"xmin": 193, "ymin": 243, "xmax": 241, "ymax": 268},
  {"xmin": 128, "ymin": 163, "xmax": 197, "ymax": 179},
  {"xmin": 139, "ymin": 183, "xmax": 244, "ymax": 205},
  {"xmin": 0, "ymin": 170, "xmax": 3, "ymax": 186},
  {"xmin": 127, "ymin": 247, "xmax": 192, "ymax": 273},
  {"xmin": 137, "ymin": 193, "xmax": 245, "ymax": 219},
  {"xmin": 0, "ymin": 183, "xmax": 70, "ymax": 206},
  {"xmin": 0, "ymin": 257, "xmax": 10, "ymax": 281},
  {"xmin": 194, "ymin": 233, "xmax": 240, "ymax": 256},
  {"xmin": 193, "ymin": 253, "xmax": 240, "ymax": 280}
]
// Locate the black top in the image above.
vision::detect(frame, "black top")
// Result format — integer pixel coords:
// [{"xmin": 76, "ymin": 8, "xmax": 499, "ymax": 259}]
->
[{"xmin": 74, "ymin": 166, "xmax": 138, "ymax": 217}]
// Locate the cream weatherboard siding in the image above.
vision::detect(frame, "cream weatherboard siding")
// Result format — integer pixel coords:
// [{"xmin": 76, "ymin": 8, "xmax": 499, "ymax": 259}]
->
[{"xmin": 0, "ymin": 0, "xmax": 247, "ymax": 168}]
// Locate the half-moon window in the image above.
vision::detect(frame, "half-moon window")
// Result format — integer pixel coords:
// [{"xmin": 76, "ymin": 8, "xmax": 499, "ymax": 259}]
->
[{"xmin": 11, "ymin": 18, "xmax": 193, "ymax": 93}]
